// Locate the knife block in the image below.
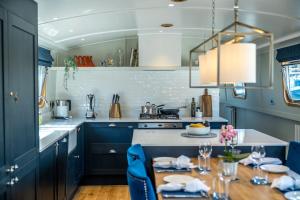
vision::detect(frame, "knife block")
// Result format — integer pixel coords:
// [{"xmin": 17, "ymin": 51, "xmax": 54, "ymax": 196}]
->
[{"xmin": 109, "ymin": 103, "xmax": 122, "ymax": 118}]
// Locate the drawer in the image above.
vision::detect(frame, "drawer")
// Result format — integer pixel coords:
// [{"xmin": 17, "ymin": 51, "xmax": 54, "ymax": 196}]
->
[
  {"xmin": 86, "ymin": 126, "xmax": 133, "ymax": 143},
  {"xmin": 86, "ymin": 122, "xmax": 137, "ymax": 129},
  {"xmin": 88, "ymin": 143, "xmax": 130, "ymax": 155}
]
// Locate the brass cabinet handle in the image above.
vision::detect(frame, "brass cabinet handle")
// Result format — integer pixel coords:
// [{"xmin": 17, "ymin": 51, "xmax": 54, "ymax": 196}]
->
[
  {"xmin": 77, "ymin": 127, "xmax": 81, "ymax": 133},
  {"xmin": 74, "ymin": 155, "xmax": 80, "ymax": 159},
  {"xmin": 12, "ymin": 177, "xmax": 19, "ymax": 183}
]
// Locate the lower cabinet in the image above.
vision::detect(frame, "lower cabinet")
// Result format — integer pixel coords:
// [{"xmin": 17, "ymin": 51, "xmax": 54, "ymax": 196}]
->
[
  {"xmin": 38, "ymin": 136, "xmax": 68, "ymax": 200},
  {"xmin": 66, "ymin": 125, "xmax": 84, "ymax": 200},
  {"xmin": 84, "ymin": 123, "xmax": 136, "ymax": 184}
]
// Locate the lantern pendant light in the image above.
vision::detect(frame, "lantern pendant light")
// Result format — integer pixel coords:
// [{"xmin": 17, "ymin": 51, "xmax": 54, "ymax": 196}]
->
[{"xmin": 191, "ymin": 0, "xmax": 274, "ymax": 89}]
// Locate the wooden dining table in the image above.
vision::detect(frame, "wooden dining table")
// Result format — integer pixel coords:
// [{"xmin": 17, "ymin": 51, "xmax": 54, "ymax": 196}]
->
[{"xmin": 153, "ymin": 158, "xmax": 287, "ymax": 200}]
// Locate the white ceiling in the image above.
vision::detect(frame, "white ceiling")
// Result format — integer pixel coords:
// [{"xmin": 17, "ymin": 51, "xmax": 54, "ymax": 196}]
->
[{"xmin": 36, "ymin": 0, "xmax": 300, "ymax": 50}]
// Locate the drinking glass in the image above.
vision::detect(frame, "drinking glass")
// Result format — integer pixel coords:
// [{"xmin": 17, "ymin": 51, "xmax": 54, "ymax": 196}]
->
[
  {"xmin": 212, "ymin": 175, "xmax": 228, "ymax": 200},
  {"xmin": 199, "ymin": 143, "xmax": 212, "ymax": 175},
  {"xmin": 251, "ymin": 145, "xmax": 268, "ymax": 185}
]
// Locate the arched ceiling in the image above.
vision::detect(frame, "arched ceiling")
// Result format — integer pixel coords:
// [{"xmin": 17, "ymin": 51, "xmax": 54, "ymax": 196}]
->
[{"xmin": 36, "ymin": 0, "xmax": 300, "ymax": 50}]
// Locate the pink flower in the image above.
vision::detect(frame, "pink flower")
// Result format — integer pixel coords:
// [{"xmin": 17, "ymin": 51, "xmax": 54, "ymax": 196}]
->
[{"xmin": 219, "ymin": 125, "xmax": 238, "ymax": 144}]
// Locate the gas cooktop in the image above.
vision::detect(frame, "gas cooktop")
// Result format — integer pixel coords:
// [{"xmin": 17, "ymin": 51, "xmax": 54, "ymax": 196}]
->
[{"xmin": 139, "ymin": 113, "xmax": 180, "ymax": 120}]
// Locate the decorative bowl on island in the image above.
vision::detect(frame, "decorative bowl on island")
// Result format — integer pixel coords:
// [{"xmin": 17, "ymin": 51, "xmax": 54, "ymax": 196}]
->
[{"xmin": 186, "ymin": 123, "xmax": 210, "ymax": 135}]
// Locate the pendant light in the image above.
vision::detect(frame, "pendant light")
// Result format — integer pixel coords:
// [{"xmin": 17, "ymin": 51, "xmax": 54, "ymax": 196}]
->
[{"xmin": 192, "ymin": 0, "xmax": 274, "ymax": 88}]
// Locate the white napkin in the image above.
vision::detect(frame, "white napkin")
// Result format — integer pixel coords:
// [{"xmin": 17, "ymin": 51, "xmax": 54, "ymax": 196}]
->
[
  {"xmin": 185, "ymin": 179, "xmax": 210, "ymax": 193},
  {"xmin": 157, "ymin": 183, "xmax": 184, "ymax": 193},
  {"xmin": 153, "ymin": 155, "xmax": 193, "ymax": 169},
  {"xmin": 157, "ymin": 178, "xmax": 210, "ymax": 193},
  {"xmin": 271, "ymin": 176, "xmax": 296, "ymax": 191},
  {"xmin": 239, "ymin": 154, "xmax": 282, "ymax": 166}
]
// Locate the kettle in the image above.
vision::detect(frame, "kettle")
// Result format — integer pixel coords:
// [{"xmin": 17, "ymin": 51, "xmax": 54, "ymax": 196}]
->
[{"xmin": 53, "ymin": 100, "xmax": 72, "ymax": 119}]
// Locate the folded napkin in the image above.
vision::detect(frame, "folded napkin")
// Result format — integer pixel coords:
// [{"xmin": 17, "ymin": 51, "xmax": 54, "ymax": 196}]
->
[
  {"xmin": 271, "ymin": 175, "xmax": 300, "ymax": 191},
  {"xmin": 157, "ymin": 178, "xmax": 210, "ymax": 193},
  {"xmin": 239, "ymin": 154, "xmax": 282, "ymax": 166},
  {"xmin": 153, "ymin": 155, "xmax": 193, "ymax": 169}
]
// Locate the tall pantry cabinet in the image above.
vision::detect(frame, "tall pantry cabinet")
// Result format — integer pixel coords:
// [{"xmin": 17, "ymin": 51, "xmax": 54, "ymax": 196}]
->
[{"xmin": 0, "ymin": 0, "xmax": 38, "ymax": 199}]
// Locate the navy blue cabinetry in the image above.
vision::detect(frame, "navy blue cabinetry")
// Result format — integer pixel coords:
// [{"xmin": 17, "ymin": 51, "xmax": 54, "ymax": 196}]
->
[
  {"xmin": 66, "ymin": 125, "xmax": 84, "ymax": 200},
  {"xmin": 38, "ymin": 136, "xmax": 68, "ymax": 200},
  {"xmin": 84, "ymin": 122, "xmax": 137, "ymax": 184},
  {"xmin": 0, "ymin": 1, "xmax": 38, "ymax": 200}
]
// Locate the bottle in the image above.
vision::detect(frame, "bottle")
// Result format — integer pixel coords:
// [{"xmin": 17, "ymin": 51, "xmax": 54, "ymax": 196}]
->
[
  {"xmin": 191, "ymin": 97, "xmax": 196, "ymax": 117},
  {"xmin": 202, "ymin": 88, "xmax": 212, "ymax": 117}
]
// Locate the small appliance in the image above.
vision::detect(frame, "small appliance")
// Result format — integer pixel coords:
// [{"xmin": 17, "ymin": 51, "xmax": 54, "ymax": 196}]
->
[
  {"xmin": 52, "ymin": 100, "xmax": 72, "ymax": 119},
  {"xmin": 86, "ymin": 94, "xmax": 96, "ymax": 119}
]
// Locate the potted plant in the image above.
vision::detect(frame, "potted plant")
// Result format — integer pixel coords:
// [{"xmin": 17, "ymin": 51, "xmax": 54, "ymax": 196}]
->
[
  {"xmin": 219, "ymin": 125, "xmax": 249, "ymax": 179},
  {"xmin": 63, "ymin": 56, "xmax": 77, "ymax": 90}
]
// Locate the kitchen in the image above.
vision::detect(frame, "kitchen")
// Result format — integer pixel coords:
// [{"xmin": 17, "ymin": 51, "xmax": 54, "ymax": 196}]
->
[{"xmin": 0, "ymin": 0, "xmax": 300, "ymax": 200}]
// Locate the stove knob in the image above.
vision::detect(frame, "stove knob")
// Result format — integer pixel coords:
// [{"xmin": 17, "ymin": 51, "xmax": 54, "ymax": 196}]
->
[
  {"xmin": 158, "ymin": 124, "xmax": 163, "ymax": 127},
  {"xmin": 173, "ymin": 124, "xmax": 177, "ymax": 128},
  {"xmin": 144, "ymin": 124, "xmax": 148, "ymax": 128}
]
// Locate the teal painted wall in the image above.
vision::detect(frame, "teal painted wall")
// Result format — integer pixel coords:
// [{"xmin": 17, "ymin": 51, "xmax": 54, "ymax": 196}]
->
[{"xmin": 220, "ymin": 37, "xmax": 300, "ymax": 141}]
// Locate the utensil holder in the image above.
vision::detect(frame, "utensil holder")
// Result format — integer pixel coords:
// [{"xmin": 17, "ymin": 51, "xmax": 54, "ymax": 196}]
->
[{"xmin": 109, "ymin": 103, "xmax": 122, "ymax": 118}]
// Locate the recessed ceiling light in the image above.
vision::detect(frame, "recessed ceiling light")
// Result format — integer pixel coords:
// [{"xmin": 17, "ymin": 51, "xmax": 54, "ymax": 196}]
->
[
  {"xmin": 69, "ymin": 29, "xmax": 74, "ymax": 33},
  {"xmin": 52, "ymin": 17, "xmax": 59, "ymax": 20},
  {"xmin": 81, "ymin": 38, "xmax": 85, "ymax": 41},
  {"xmin": 161, "ymin": 23, "xmax": 174, "ymax": 28},
  {"xmin": 168, "ymin": 3, "xmax": 175, "ymax": 7},
  {"xmin": 159, "ymin": 30, "xmax": 163, "ymax": 33}
]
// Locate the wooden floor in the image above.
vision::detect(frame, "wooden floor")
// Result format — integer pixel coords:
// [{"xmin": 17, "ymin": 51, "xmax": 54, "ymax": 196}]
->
[{"xmin": 73, "ymin": 186, "xmax": 130, "ymax": 200}]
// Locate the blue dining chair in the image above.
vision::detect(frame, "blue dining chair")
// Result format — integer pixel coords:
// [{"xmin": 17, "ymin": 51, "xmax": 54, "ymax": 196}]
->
[
  {"xmin": 287, "ymin": 141, "xmax": 300, "ymax": 174},
  {"xmin": 127, "ymin": 159, "xmax": 157, "ymax": 200},
  {"xmin": 127, "ymin": 144, "xmax": 146, "ymax": 166}
]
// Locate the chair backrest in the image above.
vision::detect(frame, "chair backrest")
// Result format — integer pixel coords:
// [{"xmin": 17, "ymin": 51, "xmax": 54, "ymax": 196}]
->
[
  {"xmin": 287, "ymin": 141, "xmax": 300, "ymax": 174},
  {"xmin": 127, "ymin": 159, "xmax": 156, "ymax": 200},
  {"xmin": 127, "ymin": 144, "xmax": 146, "ymax": 166}
]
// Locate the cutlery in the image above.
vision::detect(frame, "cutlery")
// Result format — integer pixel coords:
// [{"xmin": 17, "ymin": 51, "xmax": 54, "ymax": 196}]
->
[
  {"xmin": 155, "ymin": 169, "xmax": 191, "ymax": 173},
  {"xmin": 112, "ymin": 94, "xmax": 116, "ymax": 104}
]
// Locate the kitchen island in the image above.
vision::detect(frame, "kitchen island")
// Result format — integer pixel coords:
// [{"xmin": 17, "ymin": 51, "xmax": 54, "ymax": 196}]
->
[{"xmin": 132, "ymin": 129, "xmax": 288, "ymax": 162}]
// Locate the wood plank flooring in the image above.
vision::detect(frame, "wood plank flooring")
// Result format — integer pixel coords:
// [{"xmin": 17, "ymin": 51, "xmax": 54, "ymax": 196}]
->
[{"xmin": 73, "ymin": 186, "xmax": 130, "ymax": 200}]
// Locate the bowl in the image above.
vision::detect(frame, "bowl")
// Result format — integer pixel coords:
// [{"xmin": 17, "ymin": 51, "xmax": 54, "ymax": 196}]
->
[{"xmin": 186, "ymin": 125, "xmax": 210, "ymax": 135}]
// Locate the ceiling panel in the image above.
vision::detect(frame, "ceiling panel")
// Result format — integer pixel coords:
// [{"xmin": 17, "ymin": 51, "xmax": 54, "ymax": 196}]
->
[{"xmin": 36, "ymin": 0, "xmax": 300, "ymax": 49}]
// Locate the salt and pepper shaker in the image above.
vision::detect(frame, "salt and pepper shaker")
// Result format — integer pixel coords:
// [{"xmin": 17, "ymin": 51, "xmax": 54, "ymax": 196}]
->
[{"xmin": 191, "ymin": 97, "xmax": 196, "ymax": 117}]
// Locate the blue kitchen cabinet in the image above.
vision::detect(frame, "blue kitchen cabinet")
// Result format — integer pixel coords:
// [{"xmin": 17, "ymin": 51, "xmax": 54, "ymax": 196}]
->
[
  {"xmin": 38, "ymin": 144, "xmax": 56, "ymax": 200},
  {"xmin": 38, "ymin": 136, "xmax": 69, "ymax": 200},
  {"xmin": 84, "ymin": 123, "xmax": 136, "ymax": 183},
  {"xmin": 66, "ymin": 125, "xmax": 84, "ymax": 200},
  {"xmin": 0, "ymin": 1, "xmax": 38, "ymax": 199}
]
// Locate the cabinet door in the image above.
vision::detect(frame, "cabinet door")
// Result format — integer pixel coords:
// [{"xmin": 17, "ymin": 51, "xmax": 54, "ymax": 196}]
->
[
  {"xmin": 4, "ymin": 12, "xmax": 38, "ymax": 167},
  {"xmin": 57, "ymin": 138, "xmax": 68, "ymax": 200},
  {"xmin": 66, "ymin": 149, "xmax": 78, "ymax": 200},
  {"xmin": 38, "ymin": 144, "xmax": 56, "ymax": 200},
  {"xmin": 0, "ymin": 178, "xmax": 10, "ymax": 200},
  {"xmin": 78, "ymin": 125, "xmax": 84, "ymax": 180},
  {"xmin": 11, "ymin": 159, "xmax": 38, "ymax": 200},
  {"xmin": 0, "ymin": 7, "xmax": 8, "ymax": 181}
]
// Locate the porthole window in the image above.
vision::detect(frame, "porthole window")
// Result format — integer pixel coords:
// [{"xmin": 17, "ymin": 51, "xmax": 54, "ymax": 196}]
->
[{"xmin": 282, "ymin": 63, "xmax": 300, "ymax": 106}]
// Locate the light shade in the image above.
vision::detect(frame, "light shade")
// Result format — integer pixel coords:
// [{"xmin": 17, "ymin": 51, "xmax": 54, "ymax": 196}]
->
[{"xmin": 199, "ymin": 43, "xmax": 256, "ymax": 84}]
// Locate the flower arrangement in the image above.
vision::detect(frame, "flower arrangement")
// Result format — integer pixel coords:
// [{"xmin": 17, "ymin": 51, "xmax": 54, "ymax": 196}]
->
[{"xmin": 220, "ymin": 125, "xmax": 249, "ymax": 162}]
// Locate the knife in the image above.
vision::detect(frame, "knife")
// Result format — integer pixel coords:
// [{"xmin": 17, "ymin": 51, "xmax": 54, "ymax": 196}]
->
[{"xmin": 112, "ymin": 94, "xmax": 116, "ymax": 104}]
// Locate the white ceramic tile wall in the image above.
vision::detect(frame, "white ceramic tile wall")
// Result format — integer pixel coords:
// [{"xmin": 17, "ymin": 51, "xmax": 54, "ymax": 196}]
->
[{"xmin": 47, "ymin": 69, "xmax": 219, "ymax": 118}]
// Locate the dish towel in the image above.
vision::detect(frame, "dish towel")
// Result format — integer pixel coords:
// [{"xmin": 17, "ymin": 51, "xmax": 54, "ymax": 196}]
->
[
  {"xmin": 271, "ymin": 175, "xmax": 300, "ymax": 191},
  {"xmin": 153, "ymin": 155, "xmax": 193, "ymax": 169},
  {"xmin": 157, "ymin": 178, "xmax": 210, "ymax": 193},
  {"xmin": 239, "ymin": 154, "xmax": 282, "ymax": 166}
]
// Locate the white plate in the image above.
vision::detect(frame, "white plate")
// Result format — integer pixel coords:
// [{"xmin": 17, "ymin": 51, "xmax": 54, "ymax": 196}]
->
[
  {"xmin": 153, "ymin": 157, "xmax": 176, "ymax": 162},
  {"xmin": 163, "ymin": 175, "xmax": 195, "ymax": 185},
  {"xmin": 260, "ymin": 164, "xmax": 290, "ymax": 173},
  {"xmin": 284, "ymin": 191, "xmax": 300, "ymax": 200}
]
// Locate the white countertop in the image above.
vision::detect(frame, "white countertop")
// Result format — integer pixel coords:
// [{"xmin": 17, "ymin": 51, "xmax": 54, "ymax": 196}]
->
[
  {"xmin": 132, "ymin": 129, "xmax": 288, "ymax": 146},
  {"xmin": 40, "ymin": 116, "xmax": 227, "ymax": 127}
]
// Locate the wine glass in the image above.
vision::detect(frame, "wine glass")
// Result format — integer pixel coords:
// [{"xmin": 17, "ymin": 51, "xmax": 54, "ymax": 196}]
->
[
  {"xmin": 199, "ymin": 143, "xmax": 212, "ymax": 175},
  {"xmin": 251, "ymin": 145, "xmax": 268, "ymax": 184}
]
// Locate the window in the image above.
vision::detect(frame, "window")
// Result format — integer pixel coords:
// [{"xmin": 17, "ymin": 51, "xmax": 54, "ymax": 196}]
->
[
  {"xmin": 233, "ymin": 83, "xmax": 246, "ymax": 99},
  {"xmin": 282, "ymin": 63, "xmax": 300, "ymax": 106}
]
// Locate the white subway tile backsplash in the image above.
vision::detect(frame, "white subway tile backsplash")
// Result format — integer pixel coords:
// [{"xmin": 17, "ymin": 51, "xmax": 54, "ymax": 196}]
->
[{"xmin": 47, "ymin": 69, "xmax": 219, "ymax": 118}]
